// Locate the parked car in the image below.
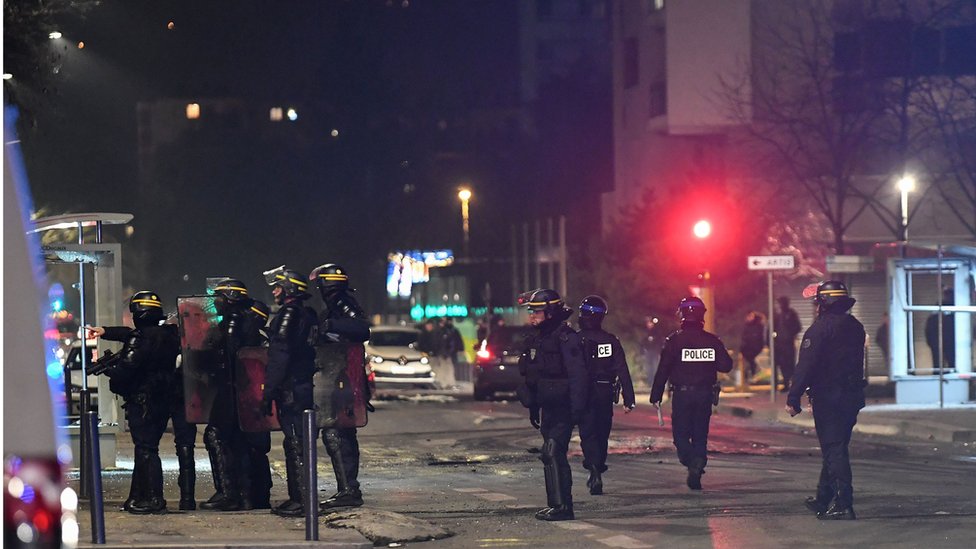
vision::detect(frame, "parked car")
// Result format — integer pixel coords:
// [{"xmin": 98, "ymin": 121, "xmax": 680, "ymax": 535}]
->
[
  {"xmin": 365, "ymin": 326, "xmax": 436, "ymax": 388},
  {"xmin": 473, "ymin": 326, "xmax": 533, "ymax": 401}
]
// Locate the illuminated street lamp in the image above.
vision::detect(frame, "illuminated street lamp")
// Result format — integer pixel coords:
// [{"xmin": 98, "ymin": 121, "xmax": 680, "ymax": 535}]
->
[
  {"xmin": 691, "ymin": 219, "xmax": 715, "ymax": 333},
  {"xmin": 897, "ymin": 174, "xmax": 915, "ymax": 242},
  {"xmin": 458, "ymin": 187, "xmax": 472, "ymax": 257},
  {"xmin": 693, "ymin": 219, "xmax": 711, "ymax": 239}
]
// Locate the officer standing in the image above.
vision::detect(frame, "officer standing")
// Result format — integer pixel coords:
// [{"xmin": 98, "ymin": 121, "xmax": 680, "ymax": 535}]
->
[
  {"xmin": 786, "ymin": 281, "xmax": 865, "ymax": 520},
  {"xmin": 260, "ymin": 267, "xmax": 318, "ymax": 517},
  {"xmin": 650, "ymin": 297, "xmax": 733, "ymax": 491},
  {"xmin": 773, "ymin": 296, "xmax": 802, "ymax": 392},
  {"xmin": 576, "ymin": 295, "xmax": 635, "ymax": 496},
  {"xmin": 517, "ymin": 288, "xmax": 588, "ymax": 521},
  {"xmin": 238, "ymin": 299, "xmax": 273, "ymax": 509},
  {"xmin": 309, "ymin": 263, "xmax": 372, "ymax": 509},
  {"xmin": 199, "ymin": 279, "xmax": 252, "ymax": 511},
  {"xmin": 87, "ymin": 291, "xmax": 180, "ymax": 514}
]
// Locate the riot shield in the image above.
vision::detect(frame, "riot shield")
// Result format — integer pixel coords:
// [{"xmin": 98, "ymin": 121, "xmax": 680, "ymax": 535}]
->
[
  {"xmin": 313, "ymin": 342, "xmax": 368, "ymax": 429},
  {"xmin": 235, "ymin": 347, "xmax": 280, "ymax": 432},
  {"xmin": 177, "ymin": 295, "xmax": 224, "ymax": 424}
]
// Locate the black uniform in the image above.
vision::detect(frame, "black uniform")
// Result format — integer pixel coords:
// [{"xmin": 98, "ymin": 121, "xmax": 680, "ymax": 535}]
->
[
  {"xmin": 168, "ymin": 342, "xmax": 198, "ymax": 510},
  {"xmin": 317, "ymin": 290, "xmax": 371, "ymax": 508},
  {"xmin": 262, "ymin": 297, "xmax": 318, "ymax": 514},
  {"xmin": 787, "ymin": 308, "xmax": 865, "ymax": 514},
  {"xmin": 237, "ymin": 308, "xmax": 273, "ymax": 509},
  {"xmin": 520, "ymin": 319, "xmax": 589, "ymax": 518},
  {"xmin": 102, "ymin": 324, "xmax": 180, "ymax": 514},
  {"xmin": 650, "ymin": 322, "xmax": 733, "ymax": 481},
  {"xmin": 578, "ymin": 327, "xmax": 635, "ymax": 477}
]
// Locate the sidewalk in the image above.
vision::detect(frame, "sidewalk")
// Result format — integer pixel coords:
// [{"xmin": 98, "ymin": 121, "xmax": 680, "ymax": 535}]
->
[{"xmin": 713, "ymin": 391, "xmax": 976, "ymax": 442}]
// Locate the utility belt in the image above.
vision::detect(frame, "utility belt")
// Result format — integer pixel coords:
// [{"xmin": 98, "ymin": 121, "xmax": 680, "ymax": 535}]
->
[{"xmin": 670, "ymin": 383, "xmax": 721, "ymax": 405}]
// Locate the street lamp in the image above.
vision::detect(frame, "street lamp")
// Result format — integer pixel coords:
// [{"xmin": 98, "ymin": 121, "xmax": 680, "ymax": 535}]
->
[
  {"xmin": 693, "ymin": 219, "xmax": 711, "ymax": 239},
  {"xmin": 897, "ymin": 174, "xmax": 915, "ymax": 242},
  {"xmin": 458, "ymin": 187, "xmax": 472, "ymax": 257},
  {"xmin": 691, "ymin": 219, "xmax": 715, "ymax": 333}
]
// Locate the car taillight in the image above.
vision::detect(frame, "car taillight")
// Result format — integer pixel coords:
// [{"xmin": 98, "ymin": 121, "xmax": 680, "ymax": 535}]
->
[{"xmin": 476, "ymin": 349, "xmax": 492, "ymax": 360}]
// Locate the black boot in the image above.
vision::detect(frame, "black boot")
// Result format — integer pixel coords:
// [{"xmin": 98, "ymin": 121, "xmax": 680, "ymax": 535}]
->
[
  {"xmin": 320, "ymin": 430, "xmax": 363, "ymax": 510},
  {"xmin": 200, "ymin": 437, "xmax": 242, "ymax": 512},
  {"xmin": 536, "ymin": 440, "xmax": 573, "ymax": 521},
  {"xmin": 272, "ymin": 437, "xmax": 305, "ymax": 517},
  {"xmin": 122, "ymin": 453, "xmax": 146, "ymax": 512},
  {"xmin": 176, "ymin": 445, "xmax": 196, "ymax": 511},
  {"xmin": 200, "ymin": 427, "xmax": 225, "ymax": 509},
  {"xmin": 686, "ymin": 457, "xmax": 705, "ymax": 490},
  {"xmin": 249, "ymin": 448, "xmax": 272, "ymax": 510},
  {"xmin": 129, "ymin": 450, "xmax": 167, "ymax": 515},
  {"xmin": 818, "ymin": 482, "xmax": 856, "ymax": 520},
  {"xmin": 805, "ymin": 480, "xmax": 832, "ymax": 515},
  {"xmin": 587, "ymin": 469, "xmax": 603, "ymax": 496},
  {"xmin": 321, "ymin": 488, "xmax": 363, "ymax": 510}
]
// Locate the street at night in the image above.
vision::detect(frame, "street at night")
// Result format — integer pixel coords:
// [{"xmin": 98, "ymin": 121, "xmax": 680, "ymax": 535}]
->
[{"xmin": 76, "ymin": 389, "xmax": 976, "ymax": 548}]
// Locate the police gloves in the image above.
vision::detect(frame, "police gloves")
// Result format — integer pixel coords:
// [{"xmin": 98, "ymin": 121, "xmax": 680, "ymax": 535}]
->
[
  {"xmin": 260, "ymin": 395, "xmax": 275, "ymax": 417},
  {"xmin": 529, "ymin": 408, "xmax": 541, "ymax": 429}
]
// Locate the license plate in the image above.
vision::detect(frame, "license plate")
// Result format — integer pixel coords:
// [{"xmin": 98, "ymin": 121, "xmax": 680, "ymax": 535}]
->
[{"xmin": 391, "ymin": 365, "xmax": 416, "ymax": 375}]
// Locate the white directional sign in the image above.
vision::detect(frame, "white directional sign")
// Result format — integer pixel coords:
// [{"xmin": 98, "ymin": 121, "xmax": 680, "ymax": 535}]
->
[{"xmin": 747, "ymin": 255, "xmax": 795, "ymax": 270}]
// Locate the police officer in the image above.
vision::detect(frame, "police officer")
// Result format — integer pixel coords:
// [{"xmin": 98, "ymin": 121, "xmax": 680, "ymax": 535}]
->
[
  {"xmin": 87, "ymin": 291, "xmax": 180, "ymax": 514},
  {"xmin": 199, "ymin": 278, "xmax": 252, "ymax": 512},
  {"xmin": 517, "ymin": 288, "xmax": 588, "ymax": 521},
  {"xmin": 309, "ymin": 263, "xmax": 372, "ymax": 509},
  {"xmin": 238, "ymin": 299, "xmax": 273, "ymax": 509},
  {"xmin": 650, "ymin": 296, "xmax": 732, "ymax": 491},
  {"xmin": 259, "ymin": 267, "xmax": 318, "ymax": 517},
  {"xmin": 786, "ymin": 281, "xmax": 865, "ymax": 520},
  {"xmin": 576, "ymin": 295, "xmax": 635, "ymax": 496}
]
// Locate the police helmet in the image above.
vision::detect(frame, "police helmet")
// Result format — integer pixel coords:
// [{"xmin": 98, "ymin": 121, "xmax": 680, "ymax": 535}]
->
[
  {"xmin": 264, "ymin": 265, "xmax": 310, "ymax": 299},
  {"xmin": 129, "ymin": 290, "xmax": 165, "ymax": 326},
  {"xmin": 213, "ymin": 278, "xmax": 250, "ymax": 304},
  {"xmin": 519, "ymin": 288, "xmax": 565, "ymax": 316},
  {"xmin": 813, "ymin": 280, "xmax": 855, "ymax": 310},
  {"xmin": 248, "ymin": 300, "xmax": 270, "ymax": 322},
  {"xmin": 677, "ymin": 296, "xmax": 707, "ymax": 323},
  {"xmin": 579, "ymin": 295, "xmax": 609, "ymax": 322},
  {"xmin": 309, "ymin": 263, "xmax": 351, "ymax": 295}
]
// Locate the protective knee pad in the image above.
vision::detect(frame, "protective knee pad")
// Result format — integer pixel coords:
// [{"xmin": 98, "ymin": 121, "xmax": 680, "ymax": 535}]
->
[
  {"xmin": 540, "ymin": 439, "xmax": 557, "ymax": 465},
  {"xmin": 323, "ymin": 429, "xmax": 342, "ymax": 456},
  {"xmin": 204, "ymin": 425, "xmax": 220, "ymax": 450}
]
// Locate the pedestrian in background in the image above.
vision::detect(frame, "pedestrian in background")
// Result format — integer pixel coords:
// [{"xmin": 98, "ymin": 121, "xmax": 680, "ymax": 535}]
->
[
  {"xmin": 639, "ymin": 316, "xmax": 663, "ymax": 387},
  {"xmin": 787, "ymin": 281, "xmax": 865, "ymax": 520},
  {"xmin": 740, "ymin": 311, "xmax": 765, "ymax": 381},
  {"xmin": 773, "ymin": 296, "xmax": 802, "ymax": 392},
  {"xmin": 651, "ymin": 297, "xmax": 733, "ymax": 490}
]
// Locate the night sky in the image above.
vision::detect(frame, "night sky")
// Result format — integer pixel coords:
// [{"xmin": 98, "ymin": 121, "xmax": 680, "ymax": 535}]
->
[{"xmin": 12, "ymin": 1, "xmax": 537, "ymax": 311}]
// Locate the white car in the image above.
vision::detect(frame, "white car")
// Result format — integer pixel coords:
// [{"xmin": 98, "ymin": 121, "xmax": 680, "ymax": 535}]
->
[{"xmin": 366, "ymin": 326, "xmax": 436, "ymax": 388}]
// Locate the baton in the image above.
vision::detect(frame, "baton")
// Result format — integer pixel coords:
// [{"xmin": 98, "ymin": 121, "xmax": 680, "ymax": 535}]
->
[{"xmin": 655, "ymin": 404, "xmax": 664, "ymax": 426}]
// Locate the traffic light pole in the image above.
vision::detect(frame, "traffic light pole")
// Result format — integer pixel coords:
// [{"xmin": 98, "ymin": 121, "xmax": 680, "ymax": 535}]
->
[{"xmin": 767, "ymin": 271, "xmax": 777, "ymax": 403}]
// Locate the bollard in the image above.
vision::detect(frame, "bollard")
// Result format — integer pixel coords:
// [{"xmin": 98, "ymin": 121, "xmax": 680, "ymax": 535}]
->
[
  {"xmin": 303, "ymin": 409, "xmax": 319, "ymax": 541},
  {"xmin": 79, "ymin": 389, "xmax": 92, "ymax": 499},
  {"xmin": 85, "ymin": 411, "xmax": 105, "ymax": 544}
]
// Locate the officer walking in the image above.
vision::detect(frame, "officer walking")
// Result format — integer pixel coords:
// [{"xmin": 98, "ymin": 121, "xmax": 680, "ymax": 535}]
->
[
  {"xmin": 650, "ymin": 297, "xmax": 733, "ymax": 490},
  {"xmin": 517, "ymin": 288, "xmax": 588, "ymax": 521},
  {"xmin": 576, "ymin": 295, "xmax": 635, "ymax": 496},
  {"xmin": 260, "ymin": 267, "xmax": 318, "ymax": 518},
  {"xmin": 87, "ymin": 291, "xmax": 181, "ymax": 514},
  {"xmin": 309, "ymin": 263, "xmax": 372, "ymax": 509},
  {"xmin": 786, "ymin": 281, "xmax": 865, "ymax": 520}
]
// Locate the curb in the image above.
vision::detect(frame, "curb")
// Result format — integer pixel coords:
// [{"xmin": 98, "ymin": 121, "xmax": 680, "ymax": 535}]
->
[{"xmin": 78, "ymin": 543, "xmax": 371, "ymax": 549}]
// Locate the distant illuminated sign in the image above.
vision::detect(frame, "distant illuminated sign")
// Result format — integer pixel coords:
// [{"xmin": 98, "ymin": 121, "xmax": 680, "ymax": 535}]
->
[
  {"xmin": 410, "ymin": 304, "xmax": 469, "ymax": 321},
  {"xmin": 386, "ymin": 250, "xmax": 454, "ymax": 298}
]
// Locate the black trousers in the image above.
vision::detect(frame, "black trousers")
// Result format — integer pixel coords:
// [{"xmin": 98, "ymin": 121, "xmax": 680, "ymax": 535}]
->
[
  {"xmin": 540, "ymin": 401, "xmax": 575, "ymax": 507},
  {"xmin": 670, "ymin": 390, "xmax": 713, "ymax": 469},
  {"xmin": 168, "ymin": 384, "xmax": 197, "ymax": 448},
  {"xmin": 775, "ymin": 343, "xmax": 796, "ymax": 384},
  {"xmin": 812, "ymin": 390, "xmax": 863, "ymax": 507},
  {"xmin": 579, "ymin": 383, "xmax": 614, "ymax": 473},
  {"xmin": 322, "ymin": 427, "xmax": 361, "ymax": 490}
]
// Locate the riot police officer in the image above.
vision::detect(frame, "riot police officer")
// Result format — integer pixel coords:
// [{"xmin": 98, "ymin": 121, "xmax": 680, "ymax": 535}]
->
[
  {"xmin": 195, "ymin": 278, "xmax": 255, "ymax": 511},
  {"xmin": 238, "ymin": 299, "xmax": 273, "ymax": 509},
  {"xmin": 786, "ymin": 281, "xmax": 865, "ymax": 520},
  {"xmin": 88, "ymin": 291, "xmax": 180, "ymax": 514},
  {"xmin": 259, "ymin": 266, "xmax": 318, "ymax": 517},
  {"xmin": 517, "ymin": 288, "xmax": 588, "ymax": 521},
  {"xmin": 310, "ymin": 263, "xmax": 372, "ymax": 509},
  {"xmin": 650, "ymin": 296, "xmax": 733, "ymax": 491},
  {"xmin": 576, "ymin": 295, "xmax": 635, "ymax": 496}
]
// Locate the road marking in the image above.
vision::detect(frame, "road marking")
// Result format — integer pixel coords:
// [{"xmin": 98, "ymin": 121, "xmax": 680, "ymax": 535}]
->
[
  {"xmin": 597, "ymin": 534, "xmax": 653, "ymax": 548},
  {"xmin": 454, "ymin": 487, "xmax": 488, "ymax": 493},
  {"xmin": 553, "ymin": 521, "xmax": 597, "ymax": 530},
  {"xmin": 476, "ymin": 492, "xmax": 517, "ymax": 502}
]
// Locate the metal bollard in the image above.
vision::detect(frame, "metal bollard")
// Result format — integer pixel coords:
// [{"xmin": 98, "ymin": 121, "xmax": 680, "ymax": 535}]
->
[
  {"xmin": 303, "ymin": 409, "xmax": 319, "ymax": 541},
  {"xmin": 85, "ymin": 411, "xmax": 105, "ymax": 543},
  {"xmin": 79, "ymin": 390, "xmax": 92, "ymax": 499}
]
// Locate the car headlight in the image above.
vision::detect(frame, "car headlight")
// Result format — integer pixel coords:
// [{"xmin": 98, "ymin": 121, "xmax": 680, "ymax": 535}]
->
[
  {"xmin": 371, "ymin": 356, "xmax": 384, "ymax": 364},
  {"xmin": 420, "ymin": 356, "xmax": 429, "ymax": 365}
]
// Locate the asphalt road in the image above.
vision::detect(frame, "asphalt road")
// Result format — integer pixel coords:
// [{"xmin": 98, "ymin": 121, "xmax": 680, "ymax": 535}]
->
[{"xmin": 85, "ymin": 388, "xmax": 976, "ymax": 548}]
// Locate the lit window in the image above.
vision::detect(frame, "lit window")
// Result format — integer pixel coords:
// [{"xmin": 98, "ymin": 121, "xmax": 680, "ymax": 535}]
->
[
  {"xmin": 287, "ymin": 108, "xmax": 298, "ymax": 121},
  {"xmin": 185, "ymin": 103, "xmax": 200, "ymax": 120},
  {"xmin": 269, "ymin": 107, "xmax": 283, "ymax": 121}
]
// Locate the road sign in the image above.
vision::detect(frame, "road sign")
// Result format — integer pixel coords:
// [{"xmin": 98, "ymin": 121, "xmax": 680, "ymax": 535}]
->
[{"xmin": 747, "ymin": 255, "xmax": 795, "ymax": 270}]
